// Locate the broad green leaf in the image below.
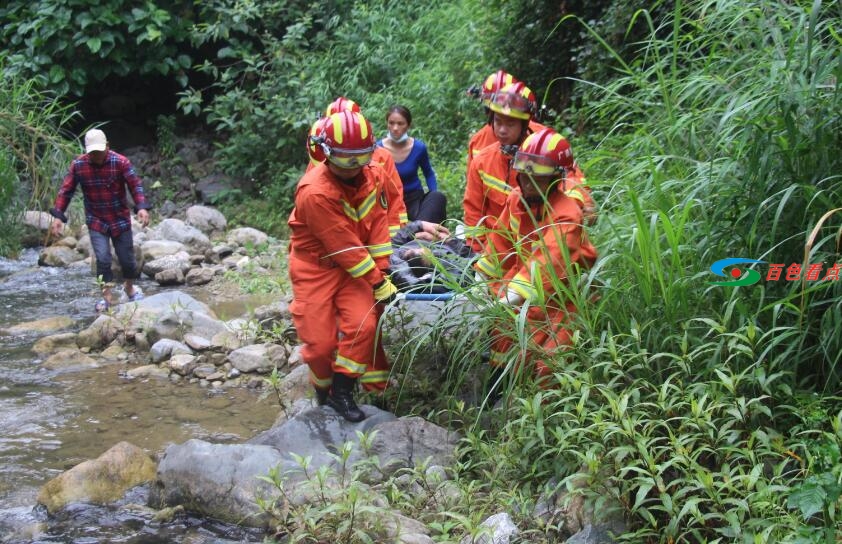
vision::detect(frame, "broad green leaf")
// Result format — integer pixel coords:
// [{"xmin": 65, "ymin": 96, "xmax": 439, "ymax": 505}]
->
[
  {"xmin": 86, "ymin": 37, "xmax": 101, "ymax": 53},
  {"xmin": 787, "ymin": 482, "xmax": 827, "ymax": 520}
]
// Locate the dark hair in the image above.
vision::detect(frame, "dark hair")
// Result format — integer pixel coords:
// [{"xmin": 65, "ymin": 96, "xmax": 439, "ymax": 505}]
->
[{"xmin": 386, "ymin": 104, "xmax": 412, "ymax": 126}]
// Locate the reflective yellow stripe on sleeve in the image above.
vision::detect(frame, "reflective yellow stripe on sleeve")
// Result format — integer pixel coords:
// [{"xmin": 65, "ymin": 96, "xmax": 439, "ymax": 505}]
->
[
  {"xmin": 346, "ymin": 255, "xmax": 376, "ymax": 278},
  {"xmin": 509, "ymin": 272, "xmax": 537, "ymax": 301},
  {"xmin": 368, "ymin": 242, "xmax": 392, "ymax": 259},
  {"xmin": 565, "ymin": 188, "xmax": 586, "ymax": 205},
  {"xmin": 474, "ymin": 255, "xmax": 498, "ymax": 279},
  {"xmin": 341, "ymin": 189, "xmax": 379, "ymax": 222},
  {"xmin": 479, "ymin": 170, "xmax": 512, "ymax": 195}
]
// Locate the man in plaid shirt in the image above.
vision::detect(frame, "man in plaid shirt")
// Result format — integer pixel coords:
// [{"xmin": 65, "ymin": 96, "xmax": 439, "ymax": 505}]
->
[{"xmin": 49, "ymin": 128, "xmax": 151, "ymax": 311}]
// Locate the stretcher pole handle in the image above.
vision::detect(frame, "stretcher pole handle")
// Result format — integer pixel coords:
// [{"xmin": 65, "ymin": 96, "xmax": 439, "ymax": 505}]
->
[{"xmin": 398, "ymin": 292, "xmax": 454, "ymax": 302}]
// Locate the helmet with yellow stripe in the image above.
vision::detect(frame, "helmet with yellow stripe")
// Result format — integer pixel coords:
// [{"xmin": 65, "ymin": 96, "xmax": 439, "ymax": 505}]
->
[
  {"xmin": 479, "ymin": 70, "xmax": 518, "ymax": 106},
  {"xmin": 325, "ymin": 96, "xmax": 361, "ymax": 117},
  {"xmin": 318, "ymin": 111, "xmax": 376, "ymax": 169},
  {"xmin": 488, "ymin": 81, "xmax": 537, "ymax": 121},
  {"xmin": 307, "ymin": 116, "xmax": 330, "ymax": 165},
  {"xmin": 512, "ymin": 128, "xmax": 573, "ymax": 176}
]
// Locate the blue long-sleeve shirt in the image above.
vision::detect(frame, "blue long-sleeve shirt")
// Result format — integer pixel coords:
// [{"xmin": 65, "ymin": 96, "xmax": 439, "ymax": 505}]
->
[{"xmin": 376, "ymin": 138, "xmax": 437, "ymax": 194}]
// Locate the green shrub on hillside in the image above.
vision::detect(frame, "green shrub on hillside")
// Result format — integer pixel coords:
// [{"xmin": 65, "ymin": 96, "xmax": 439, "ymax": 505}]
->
[
  {"xmin": 0, "ymin": 0, "xmax": 194, "ymax": 96},
  {"xmin": 179, "ymin": 0, "xmax": 490, "ymax": 226}
]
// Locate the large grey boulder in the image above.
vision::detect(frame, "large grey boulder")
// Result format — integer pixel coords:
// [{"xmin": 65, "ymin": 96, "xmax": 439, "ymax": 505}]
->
[
  {"xmin": 185, "ymin": 205, "xmax": 227, "ymax": 235},
  {"xmin": 248, "ymin": 406, "xmax": 396, "ymax": 468},
  {"xmin": 150, "ymin": 440, "xmax": 285, "ymax": 527},
  {"xmin": 364, "ymin": 416, "xmax": 460, "ymax": 478},
  {"xmin": 153, "ymin": 218, "xmax": 211, "ymax": 253},
  {"xmin": 22, "ymin": 210, "xmax": 52, "ymax": 247}
]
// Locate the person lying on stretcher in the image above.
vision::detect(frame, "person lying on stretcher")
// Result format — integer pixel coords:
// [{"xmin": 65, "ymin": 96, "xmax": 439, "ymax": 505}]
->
[{"xmin": 389, "ymin": 221, "xmax": 477, "ymax": 294}]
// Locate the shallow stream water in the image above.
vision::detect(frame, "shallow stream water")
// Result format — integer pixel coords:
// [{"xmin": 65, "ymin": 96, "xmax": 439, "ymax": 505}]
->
[{"xmin": 0, "ymin": 249, "xmax": 279, "ymax": 543}]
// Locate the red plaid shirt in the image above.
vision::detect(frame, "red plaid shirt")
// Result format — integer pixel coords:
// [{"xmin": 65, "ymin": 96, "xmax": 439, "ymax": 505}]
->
[{"xmin": 51, "ymin": 150, "xmax": 148, "ymax": 236}]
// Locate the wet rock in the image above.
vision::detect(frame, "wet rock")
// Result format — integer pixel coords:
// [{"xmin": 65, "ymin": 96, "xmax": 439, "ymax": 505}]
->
[
  {"xmin": 125, "ymin": 365, "xmax": 171, "ymax": 379},
  {"xmin": 150, "ymin": 439, "xmax": 284, "ymax": 527},
  {"xmin": 37, "ymin": 441, "xmax": 157, "ymax": 514},
  {"xmin": 248, "ymin": 405, "xmax": 396, "ymax": 468},
  {"xmin": 4, "ymin": 316, "xmax": 74, "ymax": 336},
  {"xmin": 38, "ymin": 246, "xmax": 85, "ymax": 267},
  {"xmin": 192, "ymin": 364, "xmax": 217, "ymax": 379},
  {"xmin": 149, "ymin": 338, "xmax": 193, "ymax": 363},
  {"xmin": 42, "ymin": 348, "xmax": 98, "ymax": 371},
  {"xmin": 77, "ymin": 315, "xmax": 122, "ymax": 350},
  {"xmin": 168, "ymin": 353, "xmax": 198, "ymax": 376},
  {"xmin": 32, "ymin": 332, "xmax": 79, "ymax": 355}
]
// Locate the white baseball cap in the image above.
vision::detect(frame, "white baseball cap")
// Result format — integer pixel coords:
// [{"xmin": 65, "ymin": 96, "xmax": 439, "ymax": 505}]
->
[{"xmin": 84, "ymin": 129, "xmax": 108, "ymax": 153}]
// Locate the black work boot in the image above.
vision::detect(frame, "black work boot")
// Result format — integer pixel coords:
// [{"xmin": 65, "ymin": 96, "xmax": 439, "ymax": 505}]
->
[
  {"xmin": 314, "ymin": 386, "xmax": 329, "ymax": 406},
  {"xmin": 327, "ymin": 373, "xmax": 366, "ymax": 422}
]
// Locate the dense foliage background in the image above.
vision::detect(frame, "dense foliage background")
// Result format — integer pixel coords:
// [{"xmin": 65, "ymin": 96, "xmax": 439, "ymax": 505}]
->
[{"xmin": 2, "ymin": 0, "xmax": 841, "ymax": 541}]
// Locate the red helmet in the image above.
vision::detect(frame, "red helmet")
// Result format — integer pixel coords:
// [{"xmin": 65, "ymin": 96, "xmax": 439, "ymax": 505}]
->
[
  {"xmin": 307, "ymin": 116, "xmax": 330, "ymax": 165},
  {"xmin": 325, "ymin": 97, "xmax": 361, "ymax": 117},
  {"xmin": 512, "ymin": 128, "xmax": 574, "ymax": 175},
  {"xmin": 480, "ymin": 70, "xmax": 518, "ymax": 106},
  {"xmin": 488, "ymin": 82, "xmax": 537, "ymax": 121},
  {"xmin": 318, "ymin": 111, "xmax": 376, "ymax": 168}
]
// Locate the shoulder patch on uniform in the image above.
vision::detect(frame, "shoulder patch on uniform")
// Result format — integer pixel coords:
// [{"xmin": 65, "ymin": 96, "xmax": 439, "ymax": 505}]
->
[{"xmin": 379, "ymin": 189, "xmax": 388, "ymax": 209}]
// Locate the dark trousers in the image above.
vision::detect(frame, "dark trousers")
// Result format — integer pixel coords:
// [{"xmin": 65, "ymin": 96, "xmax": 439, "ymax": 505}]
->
[
  {"xmin": 404, "ymin": 189, "xmax": 447, "ymax": 224},
  {"xmin": 90, "ymin": 229, "xmax": 137, "ymax": 283}
]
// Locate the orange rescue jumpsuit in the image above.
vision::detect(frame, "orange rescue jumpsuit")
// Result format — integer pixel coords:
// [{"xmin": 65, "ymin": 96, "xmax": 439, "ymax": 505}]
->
[
  {"xmin": 288, "ymin": 163, "xmax": 393, "ymax": 392},
  {"xmin": 463, "ymin": 139, "xmax": 594, "ymax": 252},
  {"xmin": 466, "ymin": 120, "xmax": 546, "ymax": 172},
  {"xmin": 473, "ymin": 185, "xmax": 598, "ymax": 378}
]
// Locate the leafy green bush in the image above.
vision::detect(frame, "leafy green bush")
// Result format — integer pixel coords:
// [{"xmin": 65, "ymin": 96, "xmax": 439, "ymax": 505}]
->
[
  {"xmin": 0, "ymin": 54, "xmax": 79, "ymax": 254},
  {"xmin": 179, "ymin": 0, "xmax": 489, "ymax": 224},
  {"xmin": 0, "ymin": 0, "xmax": 194, "ymax": 96}
]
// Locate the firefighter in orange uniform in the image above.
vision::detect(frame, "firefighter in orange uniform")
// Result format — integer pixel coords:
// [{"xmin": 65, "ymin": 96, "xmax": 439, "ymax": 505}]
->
[
  {"xmin": 473, "ymin": 127, "xmax": 597, "ymax": 383},
  {"xmin": 463, "ymin": 82, "xmax": 596, "ymax": 252},
  {"xmin": 289, "ymin": 110, "xmax": 399, "ymax": 422},
  {"xmin": 308, "ymin": 98, "xmax": 409, "ymax": 237},
  {"xmin": 465, "ymin": 70, "xmax": 546, "ymax": 172}
]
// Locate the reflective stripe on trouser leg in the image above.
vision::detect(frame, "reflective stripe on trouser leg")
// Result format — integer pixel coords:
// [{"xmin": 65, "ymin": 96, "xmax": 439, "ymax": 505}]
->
[
  {"xmin": 361, "ymin": 305, "xmax": 390, "ymax": 391},
  {"xmin": 333, "ymin": 273, "xmax": 379, "ymax": 379}
]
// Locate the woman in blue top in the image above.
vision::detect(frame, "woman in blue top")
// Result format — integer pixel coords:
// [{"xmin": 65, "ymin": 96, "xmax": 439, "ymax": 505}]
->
[{"xmin": 377, "ymin": 105, "xmax": 447, "ymax": 223}]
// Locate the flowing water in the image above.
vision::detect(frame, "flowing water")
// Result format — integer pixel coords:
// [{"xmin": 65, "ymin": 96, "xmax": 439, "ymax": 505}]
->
[{"xmin": 0, "ymin": 249, "xmax": 280, "ymax": 543}]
